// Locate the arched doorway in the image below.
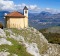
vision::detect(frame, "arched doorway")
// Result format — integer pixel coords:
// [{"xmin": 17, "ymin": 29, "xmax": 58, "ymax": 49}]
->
[{"xmin": 0, "ymin": 23, "xmax": 3, "ymax": 29}]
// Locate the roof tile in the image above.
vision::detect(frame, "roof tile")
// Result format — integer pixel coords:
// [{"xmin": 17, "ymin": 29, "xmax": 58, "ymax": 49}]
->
[{"xmin": 5, "ymin": 11, "xmax": 25, "ymax": 18}]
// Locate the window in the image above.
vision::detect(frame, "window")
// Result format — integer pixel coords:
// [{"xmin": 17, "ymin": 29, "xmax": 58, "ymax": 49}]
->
[{"xmin": 25, "ymin": 10, "xmax": 27, "ymax": 14}]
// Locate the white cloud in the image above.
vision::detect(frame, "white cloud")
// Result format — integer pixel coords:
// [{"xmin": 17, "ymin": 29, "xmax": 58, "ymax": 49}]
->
[
  {"xmin": 0, "ymin": 0, "xmax": 14, "ymax": 11},
  {"xmin": 0, "ymin": 0, "xmax": 41, "ymax": 12},
  {"xmin": 29, "ymin": 5, "xmax": 37, "ymax": 10},
  {"xmin": 43, "ymin": 8, "xmax": 60, "ymax": 14},
  {"xmin": 0, "ymin": 0, "xmax": 60, "ymax": 13},
  {"xmin": 28, "ymin": 5, "xmax": 41, "ymax": 13}
]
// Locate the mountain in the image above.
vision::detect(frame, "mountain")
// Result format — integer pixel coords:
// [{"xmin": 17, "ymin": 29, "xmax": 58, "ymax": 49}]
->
[
  {"xmin": 0, "ymin": 11, "xmax": 9, "ymax": 26},
  {"xmin": 0, "ymin": 27, "xmax": 60, "ymax": 56},
  {"xmin": 37, "ymin": 11, "xmax": 52, "ymax": 18},
  {"xmin": 0, "ymin": 11, "xmax": 9, "ymax": 19},
  {"xmin": 29, "ymin": 11, "xmax": 60, "ymax": 30},
  {"xmin": 51, "ymin": 13, "xmax": 60, "ymax": 19}
]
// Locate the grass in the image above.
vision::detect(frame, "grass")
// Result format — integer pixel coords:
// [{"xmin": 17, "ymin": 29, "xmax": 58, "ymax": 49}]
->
[
  {"xmin": 0, "ymin": 36, "xmax": 3, "ymax": 38},
  {"xmin": 10, "ymin": 28, "xmax": 48, "ymax": 54},
  {"xmin": 2, "ymin": 27, "xmax": 60, "ymax": 56},
  {"xmin": 5, "ymin": 31, "xmax": 10, "ymax": 36},
  {"xmin": 0, "ymin": 28, "xmax": 49, "ymax": 54},
  {"xmin": 0, "ymin": 37, "xmax": 33, "ymax": 56}
]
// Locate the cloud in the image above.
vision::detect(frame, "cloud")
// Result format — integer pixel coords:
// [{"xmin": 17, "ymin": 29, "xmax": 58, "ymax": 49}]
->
[
  {"xmin": 28, "ymin": 5, "xmax": 41, "ymax": 13},
  {"xmin": 0, "ymin": 0, "xmax": 41, "ymax": 12},
  {"xmin": 0, "ymin": 0, "xmax": 60, "ymax": 13},
  {"xmin": 0, "ymin": 0, "xmax": 15, "ymax": 11},
  {"xmin": 43, "ymin": 8, "xmax": 60, "ymax": 14}
]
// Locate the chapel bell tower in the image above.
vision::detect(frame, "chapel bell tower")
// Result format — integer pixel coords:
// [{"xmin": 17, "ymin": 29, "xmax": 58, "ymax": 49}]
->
[{"xmin": 23, "ymin": 6, "xmax": 28, "ymax": 17}]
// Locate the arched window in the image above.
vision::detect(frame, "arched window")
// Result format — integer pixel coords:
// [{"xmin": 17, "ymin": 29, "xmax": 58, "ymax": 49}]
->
[{"xmin": 25, "ymin": 10, "xmax": 27, "ymax": 14}]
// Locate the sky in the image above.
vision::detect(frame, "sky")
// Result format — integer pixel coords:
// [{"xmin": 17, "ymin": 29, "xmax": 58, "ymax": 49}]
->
[
  {"xmin": 13, "ymin": 0, "xmax": 60, "ymax": 9},
  {"xmin": 0, "ymin": 0, "xmax": 60, "ymax": 13}
]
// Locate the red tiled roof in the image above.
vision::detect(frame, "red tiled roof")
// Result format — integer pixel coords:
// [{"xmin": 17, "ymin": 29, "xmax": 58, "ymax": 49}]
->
[{"xmin": 5, "ymin": 11, "xmax": 25, "ymax": 18}]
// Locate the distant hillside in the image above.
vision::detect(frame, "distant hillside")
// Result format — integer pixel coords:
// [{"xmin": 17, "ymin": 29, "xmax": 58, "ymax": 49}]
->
[
  {"xmin": 45, "ymin": 26, "xmax": 60, "ymax": 33},
  {"xmin": 39, "ymin": 26, "xmax": 60, "ymax": 33},
  {"xmin": 29, "ymin": 11, "xmax": 60, "ymax": 29},
  {"xmin": 39, "ymin": 26, "xmax": 60, "ymax": 44},
  {"xmin": 0, "ymin": 11, "xmax": 9, "ymax": 19},
  {"xmin": 0, "ymin": 11, "xmax": 9, "ymax": 26},
  {"xmin": 37, "ymin": 11, "xmax": 52, "ymax": 18}
]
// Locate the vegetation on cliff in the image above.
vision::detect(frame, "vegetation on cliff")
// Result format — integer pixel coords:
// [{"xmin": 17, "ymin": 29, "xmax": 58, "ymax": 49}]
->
[{"xmin": 0, "ymin": 27, "xmax": 60, "ymax": 56}]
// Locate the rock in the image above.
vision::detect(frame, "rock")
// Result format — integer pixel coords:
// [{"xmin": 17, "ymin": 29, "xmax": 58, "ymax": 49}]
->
[
  {"xmin": 0, "ymin": 38, "xmax": 12, "ymax": 45},
  {"xmin": 0, "ymin": 51, "xmax": 10, "ymax": 56},
  {"xmin": 0, "ymin": 27, "xmax": 59, "ymax": 56}
]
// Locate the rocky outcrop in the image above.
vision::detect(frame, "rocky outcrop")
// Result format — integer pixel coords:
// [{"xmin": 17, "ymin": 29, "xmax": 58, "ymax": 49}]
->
[{"xmin": 0, "ymin": 27, "xmax": 59, "ymax": 56}]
